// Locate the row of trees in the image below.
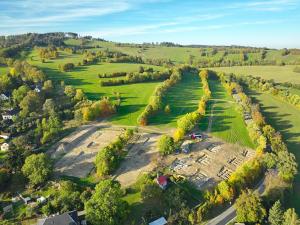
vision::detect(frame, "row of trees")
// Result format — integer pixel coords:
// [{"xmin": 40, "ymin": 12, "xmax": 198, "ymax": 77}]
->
[
  {"xmin": 137, "ymin": 67, "xmax": 186, "ymax": 125},
  {"xmin": 189, "ymin": 71, "xmax": 297, "ymax": 223},
  {"xmin": 173, "ymin": 69, "xmax": 211, "ymax": 142},
  {"xmin": 37, "ymin": 46, "xmax": 59, "ymax": 61},
  {"xmin": 95, "ymin": 129, "xmax": 134, "ymax": 176},
  {"xmin": 240, "ymin": 75, "xmax": 300, "ymax": 109},
  {"xmin": 100, "ymin": 70, "xmax": 171, "ymax": 86}
]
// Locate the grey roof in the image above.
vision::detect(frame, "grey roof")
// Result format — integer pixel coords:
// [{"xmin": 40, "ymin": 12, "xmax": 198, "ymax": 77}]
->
[{"xmin": 40, "ymin": 211, "xmax": 79, "ymax": 225}]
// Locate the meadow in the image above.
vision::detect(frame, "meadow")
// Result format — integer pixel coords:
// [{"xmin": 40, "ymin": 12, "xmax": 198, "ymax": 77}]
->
[
  {"xmin": 148, "ymin": 72, "xmax": 203, "ymax": 128},
  {"xmin": 245, "ymin": 88, "xmax": 300, "ymax": 212},
  {"xmin": 64, "ymin": 39, "xmax": 300, "ymax": 65},
  {"xmin": 210, "ymin": 65, "xmax": 300, "ymax": 84},
  {"xmin": 199, "ymin": 78, "xmax": 254, "ymax": 148},
  {"xmin": 27, "ymin": 50, "xmax": 165, "ymax": 125}
]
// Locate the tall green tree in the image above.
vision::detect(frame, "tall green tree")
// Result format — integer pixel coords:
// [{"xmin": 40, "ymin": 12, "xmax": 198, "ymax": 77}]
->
[
  {"xmin": 85, "ymin": 179, "xmax": 128, "ymax": 225},
  {"xmin": 21, "ymin": 153, "xmax": 52, "ymax": 185},
  {"xmin": 269, "ymin": 201, "xmax": 284, "ymax": 225},
  {"xmin": 283, "ymin": 208, "xmax": 300, "ymax": 225},
  {"xmin": 235, "ymin": 189, "xmax": 266, "ymax": 223},
  {"xmin": 157, "ymin": 135, "xmax": 175, "ymax": 155}
]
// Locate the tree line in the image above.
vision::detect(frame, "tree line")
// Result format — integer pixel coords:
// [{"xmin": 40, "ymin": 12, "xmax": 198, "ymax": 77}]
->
[{"xmin": 100, "ymin": 70, "xmax": 171, "ymax": 86}]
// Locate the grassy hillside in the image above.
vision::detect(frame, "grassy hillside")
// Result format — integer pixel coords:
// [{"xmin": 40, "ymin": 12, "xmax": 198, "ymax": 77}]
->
[
  {"xmin": 246, "ymin": 88, "xmax": 300, "ymax": 212},
  {"xmin": 210, "ymin": 65, "xmax": 300, "ymax": 84},
  {"xmin": 199, "ymin": 79, "xmax": 254, "ymax": 148},
  {"xmin": 149, "ymin": 72, "xmax": 203, "ymax": 127},
  {"xmin": 64, "ymin": 39, "xmax": 300, "ymax": 65},
  {"xmin": 26, "ymin": 49, "xmax": 165, "ymax": 125}
]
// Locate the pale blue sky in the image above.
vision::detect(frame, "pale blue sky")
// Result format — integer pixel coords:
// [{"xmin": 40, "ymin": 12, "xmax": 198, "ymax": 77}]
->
[{"xmin": 0, "ymin": 0, "xmax": 299, "ymax": 48}]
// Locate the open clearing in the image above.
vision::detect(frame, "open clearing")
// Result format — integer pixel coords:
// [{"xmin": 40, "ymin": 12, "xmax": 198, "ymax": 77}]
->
[
  {"xmin": 246, "ymin": 88, "xmax": 300, "ymax": 213},
  {"xmin": 50, "ymin": 121, "xmax": 123, "ymax": 178},
  {"xmin": 149, "ymin": 72, "xmax": 203, "ymax": 127},
  {"xmin": 210, "ymin": 65, "xmax": 300, "ymax": 84},
  {"xmin": 27, "ymin": 50, "xmax": 165, "ymax": 125},
  {"xmin": 199, "ymin": 78, "xmax": 254, "ymax": 148}
]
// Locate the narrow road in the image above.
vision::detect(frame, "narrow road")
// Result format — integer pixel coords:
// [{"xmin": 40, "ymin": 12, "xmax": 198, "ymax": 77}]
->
[{"xmin": 206, "ymin": 177, "xmax": 266, "ymax": 225}]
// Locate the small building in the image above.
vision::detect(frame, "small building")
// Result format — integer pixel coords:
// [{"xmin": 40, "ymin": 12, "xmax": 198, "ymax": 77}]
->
[
  {"xmin": 149, "ymin": 217, "xmax": 167, "ymax": 225},
  {"xmin": 0, "ymin": 93, "xmax": 9, "ymax": 101},
  {"xmin": 157, "ymin": 175, "xmax": 168, "ymax": 190},
  {"xmin": 2, "ymin": 109, "xmax": 17, "ymax": 120},
  {"xmin": 34, "ymin": 86, "xmax": 41, "ymax": 93},
  {"xmin": 1, "ymin": 143, "xmax": 9, "ymax": 151},
  {"xmin": 37, "ymin": 196, "xmax": 47, "ymax": 204},
  {"xmin": 37, "ymin": 210, "xmax": 80, "ymax": 225},
  {"xmin": 0, "ymin": 132, "xmax": 10, "ymax": 140}
]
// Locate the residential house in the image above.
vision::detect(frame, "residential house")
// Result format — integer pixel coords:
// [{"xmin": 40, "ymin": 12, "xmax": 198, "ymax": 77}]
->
[
  {"xmin": 2, "ymin": 109, "xmax": 17, "ymax": 120},
  {"xmin": 37, "ymin": 210, "xmax": 81, "ymax": 225}
]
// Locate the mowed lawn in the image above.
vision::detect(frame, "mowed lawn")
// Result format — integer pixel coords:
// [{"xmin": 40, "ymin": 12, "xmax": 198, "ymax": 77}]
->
[
  {"xmin": 200, "ymin": 78, "xmax": 254, "ymax": 148},
  {"xmin": 149, "ymin": 72, "xmax": 203, "ymax": 127},
  {"xmin": 245, "ymin": 88, "xmax": 300, "ymax": 212},
  {"xmin": 210, "ymin": 65, "xmax": 300, "ymax": 84},
  {"xmin": 27, "ymin": 50, "xmax": 164, "ymax": 125}
]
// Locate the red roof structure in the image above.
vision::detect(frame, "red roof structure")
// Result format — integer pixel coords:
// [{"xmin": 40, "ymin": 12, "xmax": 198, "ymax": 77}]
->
[{"xmin": 157, "ymin": 175, "xmax": 168, "ymax": 189}]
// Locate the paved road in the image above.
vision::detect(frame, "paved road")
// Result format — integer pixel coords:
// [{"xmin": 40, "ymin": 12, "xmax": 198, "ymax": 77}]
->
[{"xmin": 206, "ymin": 177, "xmax": 266, "ymax": 225}]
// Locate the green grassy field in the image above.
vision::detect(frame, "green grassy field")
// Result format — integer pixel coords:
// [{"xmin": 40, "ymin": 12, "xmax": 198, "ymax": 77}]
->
[
  {"xmin": 199, "ymin": 78, "xmax": 254, "ymax": 148},
  {"xmin": 210, "ymin": 65, "xmax": 300, "ymax": 84},
  {"xmin": 149, "ymin": 72, "xmax": 203, "ymax": 127},
  {"xmin": 245, "ymin": 88, "xmax": 300, "ymax": 213},
  {"xmin": 64, "ymin": 39, "xmax": 300, "ymax": 65},
  {"xmin": 27, "ymin": 50, "xmax": 165, "ymax": 125}
]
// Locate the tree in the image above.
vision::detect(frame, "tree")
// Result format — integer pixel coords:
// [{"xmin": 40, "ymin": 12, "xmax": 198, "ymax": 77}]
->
[
  {"xmin": 164, "ymin": 104, "xmax": 171, "ymax": 114},
  {"xmin": 173, "ymin": 128, "xmax": 184, "ymax": 142},
  {"xmin": 217, "ymin": 181, "xmax": 234, "ymax": 201},
  {"xmin": 141, "ymin": 182, "xmax": 163, "ymax": 207},
  {"xmin": 277, "ymin": 150, "xmax": 298, "ymax": 181},
  {"xmin": 269, "ymin": 201, "xmax": 284, "ymax": 225},
  {"xmin": 235, "ymin": 189, "xmax": 266, "ymax": 223},
  {"xmin": 74, "ymin": 89, "xmax": 86, "ymax": 101},
  {"xmin": 19, "ymin": 90, "xmax": 43, "ymax": 117},
  {"xmin": 43, "ymin": 99, "xmax": 56, "ymax": 116},
  {"xmin": 85, "ymin": 179, "xmax": 128, "ymax": 225},
  {"xmin": 12, "ymin": 85, "xmax": 30, "ymax": 104},
  {"xmin": 283, "ymin": 208, "xmax": 300, "ymax": 225},
  {"xmin": 157, "ymin": 135, "xmax": 175, "ymax": 155},
  {"xmin": 22, "ymin": 153, "xmax": 52, "ymax": 185},
  {"xmin": 64, "ymin": 85, "xmax": 76, "ymax": 98}
]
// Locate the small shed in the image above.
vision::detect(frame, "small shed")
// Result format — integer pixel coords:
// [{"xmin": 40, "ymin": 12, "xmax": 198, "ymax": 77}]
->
[
  {"xmin": 149, "ymin": 217, "xmax": 167, "ymax": 225},
  {"xmin": 157, "ymin": 175, "xmax": 168, "ymax": 190}
]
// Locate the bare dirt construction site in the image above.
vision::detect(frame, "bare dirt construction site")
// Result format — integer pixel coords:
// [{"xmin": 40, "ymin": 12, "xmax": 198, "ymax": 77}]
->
[
  {"xmin": 163, "ymin": 135, "xmax": 255, "ymax": 190},
  {"xmin": 114, "ymin": 132, "xmax": 161, "ymax": 187},
  {"xmin": 50, "ymin": 121, "xmax": 124, "ymax": 178}
]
